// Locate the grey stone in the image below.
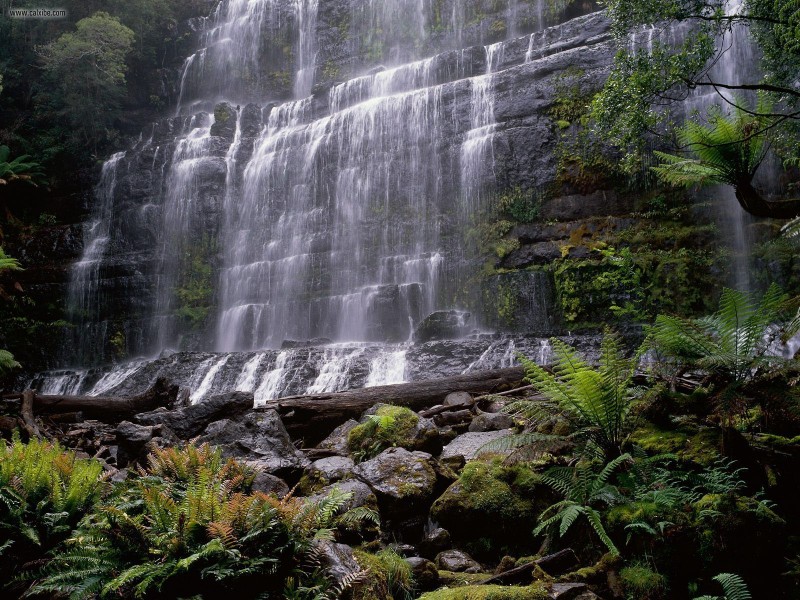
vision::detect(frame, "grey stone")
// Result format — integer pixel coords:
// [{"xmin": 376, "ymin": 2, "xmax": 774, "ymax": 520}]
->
[
  {"xmin": 435, "ymin": 549, "xmax": 482, "ymax": 573},
  {"xmin": 413, "ymin": 310, "xmax": 472, "ymax": 343},
  {"xmin": 245, "ymin": 465, "xmax": 290, "ymax": 498},
  {"xmin": 317, "ymin": 419, "xmax": 359, "ymax": 455},
  {"xmin": 353, "ymin": 447, "xmax": 438, "ymax": 517},
  {"xmin": 308, "ymin": 455, "xmax": 355, "ymax": 484},
  {"xmin": 440, "ymin": 429, "xmax": 514, "ymax": 461},
  {"xmin": 419, "ymin": 527, "xmax": 452, "ymax": 559},
  {"xmin": 549, "ymin": 583, "xmax": 590, "ymax": 600},
  {"xmin": 315, "ymin": 540, "xmax": 361, "ymax": 585},
  {"xmin": 443, "ymin": 391, "xmax": 474, "ymax": 408},
  {"xmin": 469, "ymin": 411, "xmax": 514, "ymax": 432},
  {"xmin": 197, "ymin": 409, "xmax": 309, "ymax": 479}
]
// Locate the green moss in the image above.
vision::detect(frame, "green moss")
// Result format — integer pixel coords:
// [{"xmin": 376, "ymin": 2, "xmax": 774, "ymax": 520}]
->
[
  {"xmin": 629, "ymin": 422, "xmax": 720, "ymax": 466},
  {"xmin": 419, "ymin": 583, "xmax": 549, "ymax": 600},
  {"xmin": 620, "ymin": 565, "xmax": 666, "ymax": 600},
  {"xmin": 431, "ymin": 460, "xmax": 540, "ymax": 557},
  {"xmin": 348, "ymin": 405, "xmax": 421, "ymax": 461},
  {"xmin": 606, "ymin": 502, "xmax": 662, "ymax": 528},
  {"xmin": 437, "ymin": 571, "xmax": 491, "ymax": 587},
  {"xmin": 352, "ymin": 549, "xmax": 414, "ymax": 600}
]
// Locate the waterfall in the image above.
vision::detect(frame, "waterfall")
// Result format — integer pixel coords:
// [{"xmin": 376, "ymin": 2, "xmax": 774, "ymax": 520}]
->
[{"xmin": 58, "ymin": 2, "xmax": 612, "ymax": 399}]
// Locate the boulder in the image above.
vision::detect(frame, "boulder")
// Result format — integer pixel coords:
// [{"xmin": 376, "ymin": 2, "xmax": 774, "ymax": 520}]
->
[
  {"xmin": 405, "ymin": 557, "xmax": 440, "ymax": 591},
  {"xmin": 308, "ymin": 479, "xmax": 380, "ymax": 543},
  {"xmin": 196, "ymin": 409, "xmax": 309, "ymax": 480},
  {"xmin": 469, "ymin": 412, "xmax": 514, "ymax": 432},
  {"xmin": 549, "ymin": 583, "xmax": 590, "ymax": 600},
  {"xmin": 413, "ymin": 310, "xmax": 472, "ymax": 343},
  {"xmin": 440, "ymin": 430, "xmax": 514, "ymax": 461},
  {"xmin": 299, "ymin": 455, "xmax": 356, "ymax": 494},
  {"xmin": 354, "ymin": 447, "xmax": 438, "ymax": 510},
  {"xmin": 419, "ymin": 527, "xmax": 452, "ymax": 559},
  {"xmin": 431, "ymin": 460, "xmax": 543, "ymax": 559},
  {"xmin": 134, "ymin": 391, "xmax": 253, "ymax": 439},
  {"xmin": 435, "ymin": 549, "xmax": 482, "ymax": 573},
  {"xmin": 317, "ymin": 419, "xmax": 359, "ymax": 455},
  {"xmin": 348, "ymin": 404, "xmax": 442, "ymax": 458},
  {"xmin": 443, "ymin": 391, "xmax": 475, "ymax": 408},
  {"xmin": 246, "ymin": 466, "xmax": 290, "ymax": 498},
  {"xmin": 315, "ymin": 540, "xmax": 361, "ymax": 585},
  {"xmin": 115, "ymin": 420, "xmax": 179, "ymax": 467}
]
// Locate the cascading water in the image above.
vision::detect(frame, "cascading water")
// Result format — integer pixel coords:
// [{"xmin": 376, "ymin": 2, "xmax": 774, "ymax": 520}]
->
[
  {"xmin": 54, "ymin": 2, "xmax": 614, "ymax": 401},
  {"xmin": 629, "ymin": 0, "xmax": 761, "ymax": 291}
]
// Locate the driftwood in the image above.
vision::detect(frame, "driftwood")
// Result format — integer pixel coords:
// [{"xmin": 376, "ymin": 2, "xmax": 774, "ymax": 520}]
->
[
  {"xmin": 272, "ymin": 367, "xmax": 525, "ymax": 440},
  {"xmin": 5, "ymin": 379, "xmax": 179, "ymax": 423}
]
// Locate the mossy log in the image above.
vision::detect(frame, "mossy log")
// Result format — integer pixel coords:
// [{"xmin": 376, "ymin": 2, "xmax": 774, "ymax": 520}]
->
[{"xmin": 272, "ymin": 367, "xmax": 526, "ymax": 442}]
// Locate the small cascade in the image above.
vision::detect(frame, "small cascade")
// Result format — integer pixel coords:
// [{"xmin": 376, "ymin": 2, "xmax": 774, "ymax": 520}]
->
[
  {"xmin": 67, "ymin": 152, "xmax": 125, "ymax": 364},
  {"xmin": 365, "ymin": 348, "xmax": 408, "ymax": 386}
]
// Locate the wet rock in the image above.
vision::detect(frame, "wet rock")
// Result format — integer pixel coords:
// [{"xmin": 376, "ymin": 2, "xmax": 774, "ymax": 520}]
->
[
  {"xmin": 435, "ymin": 549, "xmax": 482, "ymax": 573},
  {"xmin": 443, "ymin": 391, "xmax": 474, "ymax": 408},
  {"xmin": 539, "ymin": 190, "xmax": 625, "ymax": 221},
  {"xmin": 309, "ymin": 479, "xmax": 378, "ymax": 513},
  {"xmin": 413, "ymin": 310, "xmax": 472, "ymax": 343},
  {"xmin": 500, "ymin": 241, "xmax": 562, "ymax": 268},
  {"xmin": 349, "ymin": 404, "xmax": 442, "ymax": 457},
  {"xmin": 469, "ymin": 411, "xmax": 514, "ymax": 432},
  {"xmin": 116, "ymin": 420, "xmax": 179, "ymax": 467},
  {"xmin": 419, "ymin": 527, "xmax": 452, "ymax": 559},
  {"xmin": 246, "ymin": 466, "xmax": 290, "ymax": 498},
  {"xmin": 197, "ymin": 409, "xmax": 309, "ymax": 480},
  {"xmin": 134, "ymin": 391, "xmax": 253, "ymax": 439},
  {"xmin": 406, "ymin": 557, "xmax": 440, "ymax": 591},
  {"xmin": 210, "ymin": 102, "xmax": 237, "ymax": 139},
  {"xmin": 317, "ymin": 419, "xmax": 359, "ymax": 455},
  {"xmin": 315, "ymin": 540, "xmax": 361, "ymax": 585},
  {"xmin": 310, "ymin": 455, "xmax": 355, "ymax": 483},
  {"xmin": 354, "ymin": 447, "xmax": 437, "ymax": 509},
  {"xmin": 440, "ymin": 430, "xmax": 514, "ymax": 462}
]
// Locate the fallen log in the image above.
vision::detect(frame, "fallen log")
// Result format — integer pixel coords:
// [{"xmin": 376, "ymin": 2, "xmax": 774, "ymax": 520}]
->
[
  {"xmin": 272, "ymin": 367, "xmax": 525, "ymax": 442},
  {"xmin": 25, "ymin": 378, "xmax": 178, "ymax": 423}
]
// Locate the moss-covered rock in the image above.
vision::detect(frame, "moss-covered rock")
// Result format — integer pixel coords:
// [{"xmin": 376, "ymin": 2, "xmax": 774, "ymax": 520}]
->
[
  {"xmin": 348, "ymin": 404, "xmax": 441, "ymax": 461},
  {"xmin": 430, "ymin": 460, "xmax": 543, "ymax": 558},
  {"xmin": 628, "ymin": 421, "xmax": 721, "ymax": 466},
  {"xmin": 418, "ymin": 583, "xmax": 550, "ymax": 600}
]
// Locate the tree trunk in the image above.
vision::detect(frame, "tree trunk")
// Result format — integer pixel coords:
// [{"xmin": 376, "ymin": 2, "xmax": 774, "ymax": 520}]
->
[
  {"xmin": 272, "ymin": 367, "xmax": 526, "ymax": 442},
  {"xmin": 735, "ymin": 180, "xmax": 800, "ymax": 218}
]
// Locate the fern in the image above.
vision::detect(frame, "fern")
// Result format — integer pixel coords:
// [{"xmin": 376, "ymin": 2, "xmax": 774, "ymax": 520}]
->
[
  {"xmin": 514, "ymin": 330, "xmax": 642, "ymax": 460},
  {"xmin": 694, "ymin": 572, "xmax": 752, "ymax": 600}
]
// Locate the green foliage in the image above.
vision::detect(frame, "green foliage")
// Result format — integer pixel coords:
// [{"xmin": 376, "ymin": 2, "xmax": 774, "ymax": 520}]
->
[
  {"xmin": 174, "ymin": 236, "xmax": 217, "ymax": 331},
  {"xmin": 31, "ymin": 444, "xmax": 359, "ymax": 599},
  {"xmin": 533, "ymin": 454, "xmax": 633, "ymax": 555},
  {"xmin": 693, "ymin": 572, "xmax": 752, "ymax": 600},
  {"xmin": 352, "ymin": 548, "xmax": 414, "ymax": 600},
  {"xmin": 0, "ymin": 145, "xmax": 45, "ymax": 187},
  {"xmin": 347, "ymin": 405, "xmax": 420, "ymax": 462},
  {"xmin": 38, "ymin": 12, "xmax": 135, "ymax": 151},
  {"xmin": 650, "ymin": 284, "xmax": 800, "ymax": 386},
  {"xmin": 516, "ymin": 330, "xmax": 642, "ymax": 460},
  {"xmin": 0, "ymin": 435, "xmax": 106, "ymax": 593},
  {"xmin": 651, "ymin": 98, "xmax": 771, "ymax": 199}
]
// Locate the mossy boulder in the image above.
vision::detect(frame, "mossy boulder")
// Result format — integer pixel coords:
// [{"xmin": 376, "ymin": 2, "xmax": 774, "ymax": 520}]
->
[
  {"xmin": 430, "ymin": 460, "xmax": 543, "ymax": 558},
  {"xmin": 348, "ymin": 404, "xmax": 441, "ymax": 461},
  {"xmin": 418, "ymin": 583, "xmax": 550, "ymax": 600},
  {"xmin": 628, "ymin": 421, "xmax": 721, "ymax": 466},
  {"xmin": 352, "ymin": 549, "xmax": 414, "ymax": 600}
]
